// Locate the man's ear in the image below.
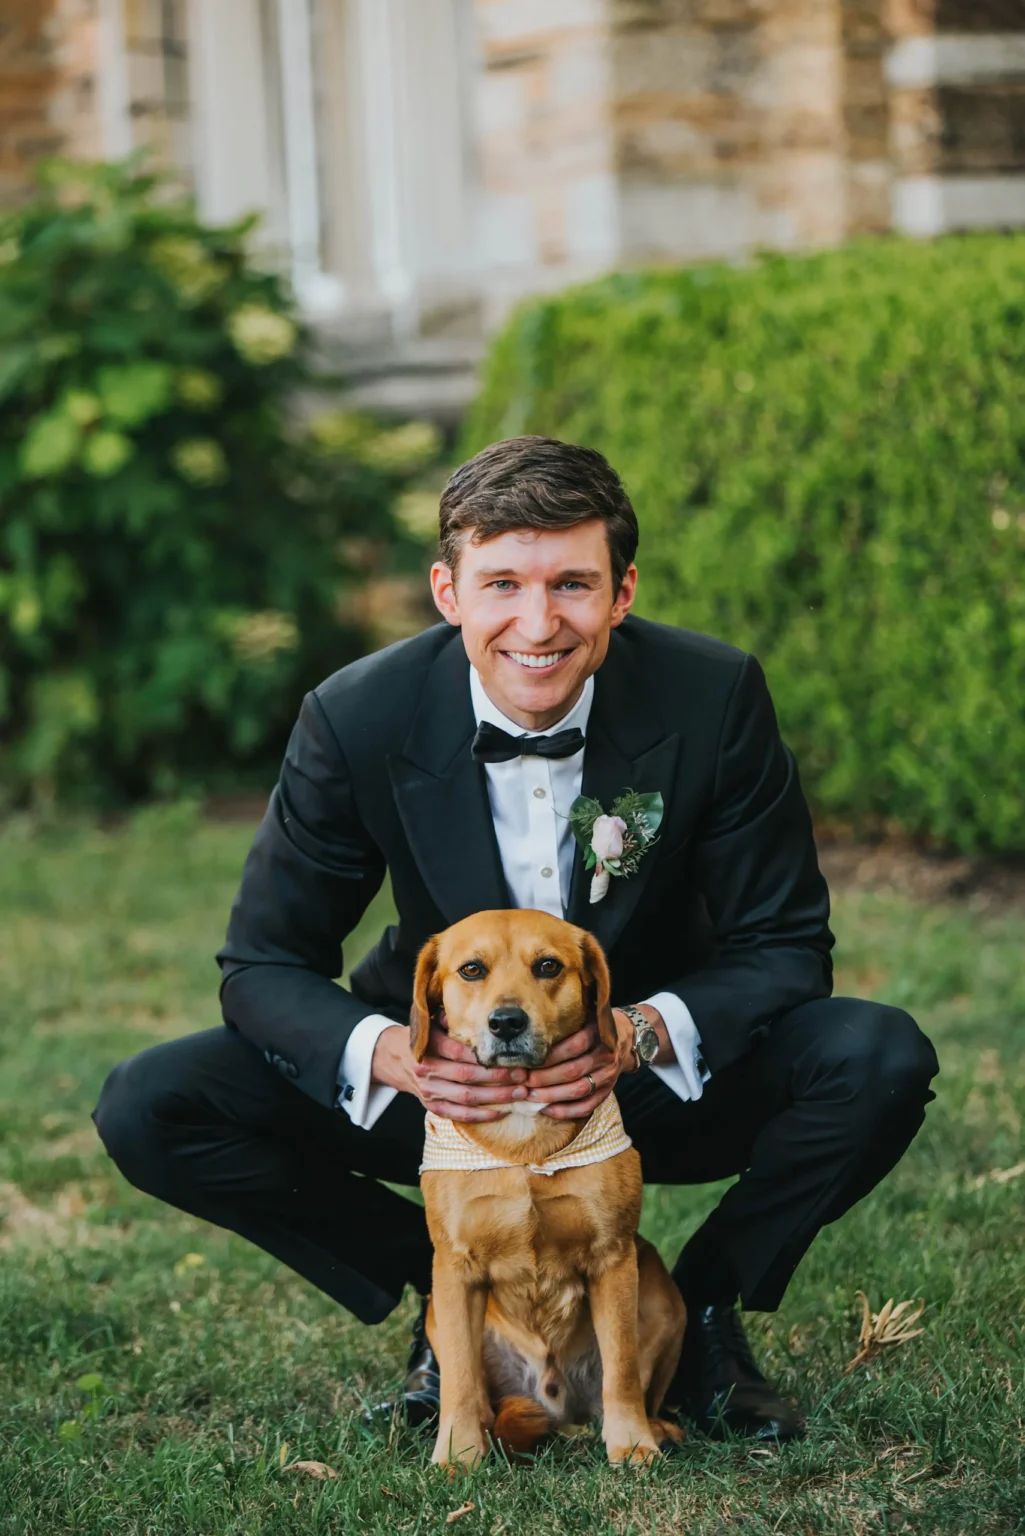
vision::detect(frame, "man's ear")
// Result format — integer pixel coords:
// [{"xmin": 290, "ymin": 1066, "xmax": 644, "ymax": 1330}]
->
[
  {"xmin": 579, "ymin": 931, "xmax": 617, "ymax": 1053},
  {"xmin": 409, "ymin": 936, "xmax": 441, "ymax": 1062}
]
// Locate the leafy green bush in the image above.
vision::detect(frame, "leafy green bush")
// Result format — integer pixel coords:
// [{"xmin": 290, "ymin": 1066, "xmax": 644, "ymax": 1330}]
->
[
  {"xmin": 0, "ymin": 158, "xmax": 437, "ymax": 805},
  {"xmin": 464, "ymin": 238, "xmax": 1025, "ymax": 854}
]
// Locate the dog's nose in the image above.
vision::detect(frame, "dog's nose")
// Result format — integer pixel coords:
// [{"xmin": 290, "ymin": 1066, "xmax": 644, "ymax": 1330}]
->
[{"xmin": 488, "ymin": 1005, "xmax": 529, "ymax": 1042}]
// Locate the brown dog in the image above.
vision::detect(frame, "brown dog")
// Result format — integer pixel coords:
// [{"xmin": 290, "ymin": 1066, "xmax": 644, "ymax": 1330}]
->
[{"xmin": 411, "ymin": 909, "xmax": 686, "ymax": 1470}]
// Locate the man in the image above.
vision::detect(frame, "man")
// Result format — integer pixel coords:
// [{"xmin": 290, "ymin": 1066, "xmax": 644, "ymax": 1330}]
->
[{"xmin": 94, "ymin": 436, "xmax": 938, "ymax": 1442}]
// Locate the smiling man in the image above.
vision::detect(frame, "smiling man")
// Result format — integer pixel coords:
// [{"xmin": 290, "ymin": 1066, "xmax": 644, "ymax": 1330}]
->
[{"xmin": 94, "ymin": 437, "xmax": 938, "ymax": 1442}]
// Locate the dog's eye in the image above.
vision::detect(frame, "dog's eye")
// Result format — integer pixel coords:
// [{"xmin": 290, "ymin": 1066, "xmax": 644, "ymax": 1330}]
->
[
  {"xmin": 533, "ymin": 957, "xmax": 563, "ymax": 979},
  {"xmin": 458, "ymin": 960, "xmax": 487, "ymax": 980}
]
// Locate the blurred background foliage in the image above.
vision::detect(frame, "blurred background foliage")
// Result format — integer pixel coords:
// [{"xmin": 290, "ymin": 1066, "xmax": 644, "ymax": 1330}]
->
[
  {"xmin": 0, "ymin": 158, "xmax": 441, "ymax": 808},
  {"xmin": 465, "ymin": 237, "xmax": 1025, "ymax": 856}
]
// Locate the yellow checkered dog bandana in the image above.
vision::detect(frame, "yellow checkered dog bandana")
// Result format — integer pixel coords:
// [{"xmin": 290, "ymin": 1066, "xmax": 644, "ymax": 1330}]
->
[{"xmin": 420, "ymin": 1092, "xmax": 632, "ymax": 1177}]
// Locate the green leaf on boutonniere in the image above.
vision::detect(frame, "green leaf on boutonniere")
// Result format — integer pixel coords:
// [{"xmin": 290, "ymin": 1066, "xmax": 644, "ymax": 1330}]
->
[
  {"xmin": 611, "ymin": 789, "xmax": 664, "ymax": 839},
  {"xmin": 569, "ymin": 795, "xmax": 604, "ymax": 854}
]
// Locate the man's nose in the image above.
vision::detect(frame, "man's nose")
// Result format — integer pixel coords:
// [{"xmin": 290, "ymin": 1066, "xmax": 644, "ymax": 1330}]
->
[
  {"xmin": 488, "ymin": 1005, "xmax": 530, "ymax": 1042},
  {"xmin": 517, "ymin": 586, "xmax": 561, "ymax": 643}
]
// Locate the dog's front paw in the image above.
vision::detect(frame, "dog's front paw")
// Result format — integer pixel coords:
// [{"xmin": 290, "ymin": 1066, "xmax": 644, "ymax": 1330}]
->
[
  {"xmin": 604, "ymin": 1420, "xmax": 662, "ymax": 1467},
  {"xmin": 431, "ymin": 1420, "xmax": 487, "ymax": 1472}
]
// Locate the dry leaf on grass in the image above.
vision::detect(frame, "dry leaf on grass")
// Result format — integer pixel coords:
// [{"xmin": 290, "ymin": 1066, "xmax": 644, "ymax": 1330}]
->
[
  {"xmin": 845, "ymin": 1290, "xmax": 925, "ymax": 1373},
  {"xmin": 970, "ymin": 1160, "xmax": 1025, "ymax": 1190},
  {"xmin": 283, "ymin": 1460, "xmax": 338, "ymax": 1481},
  {"xmin": 446, "ymin": 1502, "xmax": 475, "ymax": 1524},
  {"xmin": 173, "ymin": 1252, "xmax": 205, "ymax": 1277}
]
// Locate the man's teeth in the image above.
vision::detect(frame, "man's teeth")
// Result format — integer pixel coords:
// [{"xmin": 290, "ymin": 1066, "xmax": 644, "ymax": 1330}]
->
[{"xmin": 507, "ymin": 651, "xmax": 568, "ymax": 669}]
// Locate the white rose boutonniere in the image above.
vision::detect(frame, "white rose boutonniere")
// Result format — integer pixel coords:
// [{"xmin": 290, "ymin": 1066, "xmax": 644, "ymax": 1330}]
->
[{"xmin": 569, "ymin": 789, "xmax": 664, "ymax": 904}]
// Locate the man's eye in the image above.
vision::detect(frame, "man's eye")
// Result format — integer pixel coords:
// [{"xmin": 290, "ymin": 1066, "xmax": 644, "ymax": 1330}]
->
[
  {"xmin": 559, "ymin": 581, "xmax": 585, "ymax": 591},
  {"xmin": 490, "ymin": 580, "xmax": 516, "ymax": 591},
  {"xmin": 458, "ymin": 961, "xmax": 487, "ymax": 980},
  {"xmin": 533, "ymin": 957, "xmax": 563, "ymax": 979}
]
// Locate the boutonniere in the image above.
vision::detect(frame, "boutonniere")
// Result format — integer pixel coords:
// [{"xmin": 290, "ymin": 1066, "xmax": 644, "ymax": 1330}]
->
[{"xmin": 569, "ymin": 789, "xmax": 664, "ymax": 905}]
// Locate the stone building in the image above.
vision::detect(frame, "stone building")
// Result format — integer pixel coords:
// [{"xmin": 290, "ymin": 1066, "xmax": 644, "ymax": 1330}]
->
[{"xmin": 3, "ymin": 1, "xmax": 1025, "ymax": 412}]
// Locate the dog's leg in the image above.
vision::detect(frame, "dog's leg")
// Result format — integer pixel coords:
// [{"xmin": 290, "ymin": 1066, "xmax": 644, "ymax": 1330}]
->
[
  {"xmin": 588, "ymin": 1247, "xmax": 662, "ymax": 1466},
  {"xmin": 430, "ymin": 1257, "xmax": 489, "ymax": 1470},
  {"xmin": 635, "ymin": 1239, "xmax": 687, "ymax": 1446}
]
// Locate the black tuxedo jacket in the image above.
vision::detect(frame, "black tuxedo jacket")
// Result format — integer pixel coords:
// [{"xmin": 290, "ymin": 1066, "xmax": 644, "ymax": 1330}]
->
[{"xmin": 217, "ymin": 616, "xmax": 834, "ymax": 1111}]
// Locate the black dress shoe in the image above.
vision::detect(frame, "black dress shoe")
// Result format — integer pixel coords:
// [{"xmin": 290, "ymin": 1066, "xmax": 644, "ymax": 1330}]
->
[
  {"xmin": 668, "ymin": 1303, "xmax": 803, "ymax": 1442},
  {"xmin": 363, "ymin": 1298, "xmax": 440, "ymax": 1430}
]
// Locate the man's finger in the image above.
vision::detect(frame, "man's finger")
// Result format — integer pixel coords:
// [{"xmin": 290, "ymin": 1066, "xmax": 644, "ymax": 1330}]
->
[
  {"xmin": 421, "ymin": 1081, "xmax": 528, "ymax": 1106},
  {"xmin": 415, "ymin": 1057, "xmax": 527, "ymax": 1085},
  {"xmin": 426, "ymin": 1099, "xmax": 508, "ymax": 1123},
  {"xmin": 542, "ymin": 1084, "xmax": 614, "ymax": 1119},
  {"xmin": 428, "ymin": 1029, "xmax": 478, "ymax": 1062},
  {"xmin": 539, "ymin": 1023, "xmax": 599, "ymax": 1066},
  {"xmin": 523, "ymin": 1049, "xmax": 613, "ymax": 1091}
]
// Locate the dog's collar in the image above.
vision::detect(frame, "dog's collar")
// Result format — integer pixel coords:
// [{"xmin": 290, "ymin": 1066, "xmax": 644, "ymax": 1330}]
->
[{"xmin": 419, "ymin": 1093, "xmax": 632, "ymax": 1176}]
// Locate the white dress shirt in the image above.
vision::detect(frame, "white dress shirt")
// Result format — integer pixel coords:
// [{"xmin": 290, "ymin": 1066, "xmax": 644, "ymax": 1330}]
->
[{"xmin": 337, "ymin": 667, "xmax": 709, "ymax": 1129}]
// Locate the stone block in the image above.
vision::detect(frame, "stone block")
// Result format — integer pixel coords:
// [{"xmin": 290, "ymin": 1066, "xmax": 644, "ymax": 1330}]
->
[
  {"xmin": 846, "ymin": 156, "xmax": 891, "ymax": 229},
  {"xmin": 889, "ymin": 85, "xmax": 942, "ymax": 175},
  {"xmin": 886, "ymin": 34, "xmax": 1025, "ymax": 89},
  {"xmin": 479, "ymin": 189, "xmax": 539, "ymax": 266},
  {"xmin": 476, "ymin": 0, "xmax": 607, "ymax": 47},
  {"xmin": 619, "ymin": 176, "xmax": 755, "ymax": 259},
  {"xmin": 550, "ymin": 33, "xmax": 611, "ymax": 108},
  {"xmin": 476, "ymin": 67, "xmax": 531, "ymax": 136},
  {"xmin": 564, "ymin": 170, "xmax": 619, "ymax": 256},
  {"xmin": 893, "ymin": 171, "xmax": 1025, "ymax": 233}
]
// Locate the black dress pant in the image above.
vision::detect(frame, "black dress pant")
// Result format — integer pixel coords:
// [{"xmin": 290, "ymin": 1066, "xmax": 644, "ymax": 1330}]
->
[{"xmin": 93, "ymin": 996, "xmax": 938, "ymax": 1324}]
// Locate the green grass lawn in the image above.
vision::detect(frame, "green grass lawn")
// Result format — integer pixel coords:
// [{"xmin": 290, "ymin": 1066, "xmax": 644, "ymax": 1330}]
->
[{"xmin": 1, "ymin": 804, "xmax": 1023, "ymax": 1535}]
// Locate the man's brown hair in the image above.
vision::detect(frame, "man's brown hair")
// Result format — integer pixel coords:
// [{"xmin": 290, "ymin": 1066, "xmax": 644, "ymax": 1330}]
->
[{"xmin": 438, "ymin": 436, "xmax": 639, "ymax": 590}]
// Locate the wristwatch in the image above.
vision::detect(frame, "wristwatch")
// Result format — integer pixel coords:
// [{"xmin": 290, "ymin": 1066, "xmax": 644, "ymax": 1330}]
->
[{"xmin": 620, "ymin": 1004, "xmax": 659, "ymax": 1071}]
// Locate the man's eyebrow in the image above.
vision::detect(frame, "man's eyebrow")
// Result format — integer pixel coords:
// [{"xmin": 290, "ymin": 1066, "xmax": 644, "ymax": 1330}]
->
[{"xmin": 474, "ymin": 567, "xmax": 604, "ymax": 580}]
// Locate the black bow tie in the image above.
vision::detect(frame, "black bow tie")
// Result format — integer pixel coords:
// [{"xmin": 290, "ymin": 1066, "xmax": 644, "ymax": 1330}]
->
[{"xmin": 471, "ymin": 720, "xmax": 585, "ymax": 765}]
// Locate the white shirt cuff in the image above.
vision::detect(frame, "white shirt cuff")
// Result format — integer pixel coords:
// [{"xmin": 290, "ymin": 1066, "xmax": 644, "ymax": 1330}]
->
[
  {"xmin": 337, "ymin": 1014, "xmax": 400, "ymax": 1130},
  {"xmin": 640, "ymin": 990, "xmax": 710, "ymax": 1104}
]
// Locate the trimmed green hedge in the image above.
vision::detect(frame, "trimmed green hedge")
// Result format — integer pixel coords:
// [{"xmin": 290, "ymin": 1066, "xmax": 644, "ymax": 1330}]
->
[{"xmin": 464, "ymin": 238, "xmax": 1025, "ymax": 854}]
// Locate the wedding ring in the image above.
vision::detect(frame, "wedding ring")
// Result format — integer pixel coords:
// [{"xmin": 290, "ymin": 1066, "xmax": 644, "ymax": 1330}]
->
[{"xmin": 586, "ymin": 1073, "xmax": 597, "ymax": 1094}]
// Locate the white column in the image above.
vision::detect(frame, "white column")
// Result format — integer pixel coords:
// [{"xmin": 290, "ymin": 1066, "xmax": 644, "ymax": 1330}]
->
[
  {"xmin": 186, "ymin": 0, "xmax": 277, "ymax": 231},
  {"xmin": 96, "ymin": 0, "xmax": 132, "ymax": 158},
  {"xmin": 354, "ymin": 0, "xmax": 415, "ymax": 323},
  {"xmin": 275, "ymin": 0, "xmax": 345, "ymax": 311}
]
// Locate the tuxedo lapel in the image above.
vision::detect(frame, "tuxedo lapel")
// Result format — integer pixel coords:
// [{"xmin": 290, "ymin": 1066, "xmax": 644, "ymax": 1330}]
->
[
  {"xmin": 567, "ymin": 631, "xmax": 680, "ymax": 952},
  {"xmin": 389, "ymin": 634, "xmax": 510, "ymax": 924}
]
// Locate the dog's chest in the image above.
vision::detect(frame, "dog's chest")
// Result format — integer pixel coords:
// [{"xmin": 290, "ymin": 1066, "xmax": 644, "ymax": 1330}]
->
[{"xmin": 427, "ymin": 1166, "xmax": 617, "ymax": 1286}]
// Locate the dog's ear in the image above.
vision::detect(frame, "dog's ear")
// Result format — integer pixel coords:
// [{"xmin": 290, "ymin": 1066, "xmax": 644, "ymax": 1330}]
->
[
  {"xmin": 409, "ymin": 936, "xmax": 440, "ymax": 1062},
  {"xmin": 579, "ymin": 931, "xmax": 617, "ymax": 1053}
]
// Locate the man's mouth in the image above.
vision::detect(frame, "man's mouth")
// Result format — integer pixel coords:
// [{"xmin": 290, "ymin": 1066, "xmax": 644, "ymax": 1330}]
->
[{"xmin": 503, "ymin": 649, "xmax": 572, "ymax": 673}]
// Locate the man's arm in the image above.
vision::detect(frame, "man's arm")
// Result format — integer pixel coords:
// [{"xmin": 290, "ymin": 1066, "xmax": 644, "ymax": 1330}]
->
[
  {"xmin": 216, "ymin": 690, "xmax": 389, "ymax": 1110},
  {"xmin": 663, "ymin": 652, "xmax": 833, "ymax": 1074}
]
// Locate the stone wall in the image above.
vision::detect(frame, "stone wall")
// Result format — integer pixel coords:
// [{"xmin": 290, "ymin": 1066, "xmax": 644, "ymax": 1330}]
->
[
  {"xmin": 0, "ymin": 0, "xmax": 105, "ymax": 203},
  {"xmin": 885, "ymin": 0, "xmax": 1025, "ymax": 233},
  {"xmin": 471, "ymin": 0, "xmax": 901, "ymax": 304},
  {"xmin": 472, "ymin": 0, "xmax": 620, "ymax": 306},
  {"xmin": 0, "ymin": 0, "xmax": 62, "ymax": 203}
]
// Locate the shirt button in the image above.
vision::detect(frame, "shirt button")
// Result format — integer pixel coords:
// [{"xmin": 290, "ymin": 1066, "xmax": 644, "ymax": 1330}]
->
[
  {"xmin": 533, "ymin": 786, "xmax": 546, "ymax": 799},
  {"xmin": 541, "ymin": 866, "xmax": 553, "ymax": 878}
]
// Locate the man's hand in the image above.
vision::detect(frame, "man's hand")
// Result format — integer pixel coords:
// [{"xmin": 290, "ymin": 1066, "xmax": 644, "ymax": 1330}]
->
[
  {"xmin": 521, "ymin": 1005, "xmax": 675, "ymax": 1120},
  {"xmin": 371, "ymin": 1024, "xmax": 529, "ymax": 1123}
]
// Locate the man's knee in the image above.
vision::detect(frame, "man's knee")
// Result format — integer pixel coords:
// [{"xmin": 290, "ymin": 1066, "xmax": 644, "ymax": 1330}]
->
[
  {"xmin": 93, "ymin": 1050, "xmax": 178, "ymax": 1197},
  {"xmin": 792, "ymin": 997, "xmax": 938, "ymax": 1114}
]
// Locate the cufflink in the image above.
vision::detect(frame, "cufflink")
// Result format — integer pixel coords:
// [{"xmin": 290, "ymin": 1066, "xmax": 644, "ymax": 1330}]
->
[{"xmin": 342, "ymin": 1084, "xmax": 355, "ymax": 1103}]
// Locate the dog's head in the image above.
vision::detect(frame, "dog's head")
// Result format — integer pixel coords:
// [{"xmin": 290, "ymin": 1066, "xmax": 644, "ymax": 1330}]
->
[{"xmin": 409, "ymin": 910, "xmax": 615, "ymax": 1069}]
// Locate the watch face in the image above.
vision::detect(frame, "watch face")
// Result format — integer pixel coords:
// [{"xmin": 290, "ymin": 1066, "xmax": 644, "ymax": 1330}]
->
[{"xmin": 637, "ymin": 1026, "xmax": 659, "ymax": 1063}]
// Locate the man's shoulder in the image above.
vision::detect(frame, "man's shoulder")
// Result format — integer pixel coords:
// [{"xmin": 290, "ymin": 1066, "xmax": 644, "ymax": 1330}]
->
[
  {"xmin": 314, "ymin": 623, "xmax": 456, "ymax": 717},
  {"xmin": 619, "ymin": 615, "xmax": 749, "ymax": 687}
]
